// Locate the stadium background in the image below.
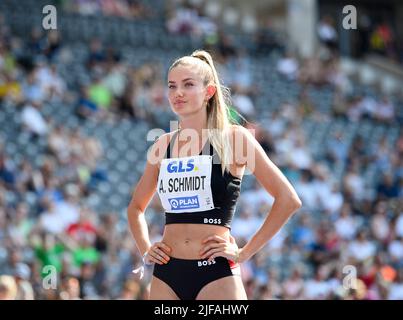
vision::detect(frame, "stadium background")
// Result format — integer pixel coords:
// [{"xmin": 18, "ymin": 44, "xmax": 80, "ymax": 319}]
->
[{"xmin": 0, "ymin": 0, "xmax": 402, "ymax": 300}]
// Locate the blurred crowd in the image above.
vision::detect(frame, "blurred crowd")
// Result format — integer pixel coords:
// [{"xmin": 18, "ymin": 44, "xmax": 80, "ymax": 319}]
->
[
  {"xmin": 318, "ymin": 14, "xmax": 403, "ymax": 64},
  {"xmin": 0, "ymin": 2, "xmax": 402, "ymax": 300},
  {"xmin": 64, "ymin": 0, "xmax": 403, "ymax": 65},
  {"xmin": 63, "ymin": 0, "xmax": 154, "ymax": 20}
]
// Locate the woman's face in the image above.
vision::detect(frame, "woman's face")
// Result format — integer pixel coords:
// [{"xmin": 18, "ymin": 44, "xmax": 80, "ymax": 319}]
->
[{"xmin": 168, "ymin": 65, "xmax": 208, "ymax": 117}]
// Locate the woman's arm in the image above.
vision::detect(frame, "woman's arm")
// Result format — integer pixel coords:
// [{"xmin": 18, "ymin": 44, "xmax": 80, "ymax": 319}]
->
[
  {"xmin": 235, "ymin": 125, "xmax": 302, "ymax": 262},
  {"xmin": 200, "ymin": 125, "xmax": 302, "ymax": 263},
  {"xmin": 127, "ymin": 133, "xmax": 172, "ymax": 262}
]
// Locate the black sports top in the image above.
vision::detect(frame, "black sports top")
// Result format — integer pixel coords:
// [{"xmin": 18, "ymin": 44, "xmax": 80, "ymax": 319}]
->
[{"xmin": 156, "ymin": 130, "xmax": 242, "ymax": 229}]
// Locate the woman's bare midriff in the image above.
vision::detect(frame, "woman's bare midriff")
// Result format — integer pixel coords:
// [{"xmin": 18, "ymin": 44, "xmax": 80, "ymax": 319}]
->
[{"xmin": 162, "ymin": 224, "xmax": 230, "ymax": 259}]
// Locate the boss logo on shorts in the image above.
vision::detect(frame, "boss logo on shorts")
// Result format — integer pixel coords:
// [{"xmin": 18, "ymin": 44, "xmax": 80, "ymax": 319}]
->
[
  {"xmin": 168, "ymin": 196, "xmax": 199, "ymax": 210},
  {"xmin": 197, "ymin": 259, "xmax": 216, "ymax": 267},
  {"xmin": 204, "ymin": 218, "xmax": 222, "ymax": 224}
]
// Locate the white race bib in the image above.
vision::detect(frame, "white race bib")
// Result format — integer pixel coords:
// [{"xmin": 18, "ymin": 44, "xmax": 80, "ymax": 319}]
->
[{"xmin": 157, "ymin": 155, "xmax": 215, "ymax": 213}]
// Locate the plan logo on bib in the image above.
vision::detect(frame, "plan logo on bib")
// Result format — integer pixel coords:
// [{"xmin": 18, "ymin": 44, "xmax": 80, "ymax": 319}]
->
[{"xmin": 168, "ymin": 196, "xmax": 199, "ymax": 210}]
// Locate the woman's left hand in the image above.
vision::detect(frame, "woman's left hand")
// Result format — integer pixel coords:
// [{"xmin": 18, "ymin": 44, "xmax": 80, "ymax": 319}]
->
[{"xmin": 199, "ymin": 235, "xmax": 240, "ymax": 263}]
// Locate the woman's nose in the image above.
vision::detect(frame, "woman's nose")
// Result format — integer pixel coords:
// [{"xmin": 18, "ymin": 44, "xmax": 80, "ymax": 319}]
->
[
  {"xmin": 174, "ymin": 86, "xmax": 183, "ymax": 98},
  {"xmin": 175, "ymin": 87, "xmax": 184, "ymax": 97}
]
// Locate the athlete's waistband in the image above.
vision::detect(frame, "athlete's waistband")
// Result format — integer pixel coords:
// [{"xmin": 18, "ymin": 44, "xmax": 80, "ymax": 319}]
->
[
  {"xmin": 154, "ymin": 256, "xmax": 239, "ymax": 269},
  {"xmin": 165, "ymin": 208, "xmax": 233, "ymax": 229}
]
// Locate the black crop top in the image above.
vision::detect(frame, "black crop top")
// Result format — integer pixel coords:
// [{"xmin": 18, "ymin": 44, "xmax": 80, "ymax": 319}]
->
[{"xmin": 156, "ymin": 130, "xmax": 242, "ymax": 229}]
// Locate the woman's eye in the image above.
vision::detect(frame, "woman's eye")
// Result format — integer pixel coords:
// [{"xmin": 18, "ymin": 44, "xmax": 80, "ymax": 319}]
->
[
  {"xmin": 185, "ymin": 83, "xmax": 194, "ymax": 87},
  {"xmin": 168, "ymin": 85, "xmax": 176, "ymax": 89}
]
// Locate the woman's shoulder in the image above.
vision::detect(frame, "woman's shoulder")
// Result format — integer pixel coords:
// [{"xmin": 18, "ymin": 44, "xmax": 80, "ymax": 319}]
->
[
  {"xmin": 228, "ymin": 124, "xmax": 253, "ymax": 139},
  {"xmin": 228, "ymin": 124, "xmax": 258, "ymax": 155},
  {"xmin": 148, "ymin": 130, "xmax": 178, "ymax": 165},
  {"xmin": 229, "ymin": 124, "xmax": 245, "ymax": 132}
]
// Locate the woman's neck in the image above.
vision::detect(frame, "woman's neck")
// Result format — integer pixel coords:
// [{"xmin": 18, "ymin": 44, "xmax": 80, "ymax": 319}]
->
[{"xmin": 179, "ymin": 113, "xmax": 208, "ymax": 138}]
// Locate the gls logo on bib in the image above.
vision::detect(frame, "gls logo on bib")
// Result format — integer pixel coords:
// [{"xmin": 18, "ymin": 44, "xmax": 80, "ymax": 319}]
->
[
  {"xmin": 168, "ymin": 196, "xmax": 199, "ymax": 210},
  {"xmin": 167, "ymin": 159, "xmax": 195, "ymax": 173}
]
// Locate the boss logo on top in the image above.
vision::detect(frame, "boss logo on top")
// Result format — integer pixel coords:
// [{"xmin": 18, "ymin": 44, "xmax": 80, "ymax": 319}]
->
[{"xmin": 158, "ymin": 154, "xmax": 214, "ymax": 212}]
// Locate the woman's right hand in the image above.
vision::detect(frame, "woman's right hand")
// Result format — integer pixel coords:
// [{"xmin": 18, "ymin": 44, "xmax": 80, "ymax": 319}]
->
[{"xmin": 145, "ymin": 242, "xmax": 172, "ymax": 265}]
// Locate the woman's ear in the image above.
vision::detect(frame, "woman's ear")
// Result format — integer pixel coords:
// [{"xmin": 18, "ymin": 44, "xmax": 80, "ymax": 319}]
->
[{"xmin": 206, "ymin": 85, "xmax": 216, "ymax": 100}]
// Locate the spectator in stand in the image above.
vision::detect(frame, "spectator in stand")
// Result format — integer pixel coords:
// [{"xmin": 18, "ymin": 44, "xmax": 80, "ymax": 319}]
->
[
  {"xmin": 277, "ymin": 52, "xmax": 299, "ymax": 81},
  {"xmin": 375, "ymin": 96, "xmax": 395, "ymax": 124},
  {"xmin": 388, "ymin": 269, "xmax": 403, "ymax": 300},
  {"xmin": 317, "ymin": 15, "xmax": 338, "ymax": 51},
  {"xmin": 14, "ymin": 262, "xmax": 35, "ymax": 300},
  {"xmin": 0, "ymin": 152, "xmax": 15, "ymax": 189},
  {"xmin": 21, "ymin": 100, "xmax": 49, "ymax": 138},
  {"xmin": 0, "ymin": 275, "xmax": 18, "ymax": 300}
]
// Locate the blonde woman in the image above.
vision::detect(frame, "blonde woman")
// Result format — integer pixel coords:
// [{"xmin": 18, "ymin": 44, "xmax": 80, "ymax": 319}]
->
[{"xmin": 127, "ymin": 50, "xmax": 301, "ymax": 300}]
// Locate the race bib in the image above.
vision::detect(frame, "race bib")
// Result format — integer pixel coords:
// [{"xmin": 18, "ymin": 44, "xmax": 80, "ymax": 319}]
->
[{"xmin": 157, "ymin": 155, "xmax": 215, "ymax": 213}]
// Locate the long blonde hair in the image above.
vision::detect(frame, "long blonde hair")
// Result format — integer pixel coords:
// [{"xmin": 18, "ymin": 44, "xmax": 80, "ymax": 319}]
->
[{"xmin": 169, "ymin": 50, "xmax": 239, "ymax": 175}]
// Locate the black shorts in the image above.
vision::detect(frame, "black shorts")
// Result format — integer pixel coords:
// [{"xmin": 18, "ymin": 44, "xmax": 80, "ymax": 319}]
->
[{"xmin": 153, "ymin": 256, "xmax": 240, "ymax": 300}]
